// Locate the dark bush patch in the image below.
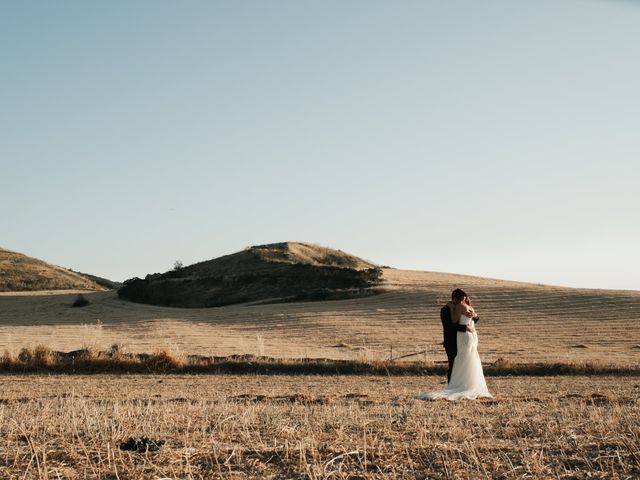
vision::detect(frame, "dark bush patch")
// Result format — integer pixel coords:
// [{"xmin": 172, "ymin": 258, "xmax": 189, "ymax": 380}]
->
[{"xmin": 71, "ymin": 294, "xmax": 90, "ymax": 308}]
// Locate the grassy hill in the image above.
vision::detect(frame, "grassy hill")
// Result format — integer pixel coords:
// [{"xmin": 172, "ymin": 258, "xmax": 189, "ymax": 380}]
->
[
  {"xmin": 0, "ymin": 248, "xmax": 108, "ymax": 292},
  {"xmin": 117, "ymin": 242, "xmax": 383, "ymax": 307}
]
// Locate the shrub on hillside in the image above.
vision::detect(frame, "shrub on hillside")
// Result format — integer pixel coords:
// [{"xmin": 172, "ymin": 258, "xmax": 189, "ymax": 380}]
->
[{"xmin": 72, "ymin": 294, "xmax": 90, "ymax": 308}]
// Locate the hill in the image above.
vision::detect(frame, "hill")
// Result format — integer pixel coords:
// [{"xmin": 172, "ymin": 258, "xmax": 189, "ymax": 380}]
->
[
  {"xmin": 117, "ymin": 242, "xmax": 383, "ymax": 307},
  {"xmin": 69, "ymin": 270, "xmax": 122, "ymax": 290},
  {"xmin": 0, "ymin": 248, "xmax": 109, "ymax": 292}
]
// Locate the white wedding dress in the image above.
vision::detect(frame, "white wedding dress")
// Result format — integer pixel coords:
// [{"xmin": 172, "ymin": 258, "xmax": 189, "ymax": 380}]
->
[{"xmin": 414, "ymin": 315, "xmax": 492, "ymax": 401}]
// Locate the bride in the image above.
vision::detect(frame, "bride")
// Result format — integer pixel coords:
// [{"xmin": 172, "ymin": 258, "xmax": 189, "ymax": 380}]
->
[{"xmin": 415, "ymin": 295, "xmax": 492, "ymax": 401}]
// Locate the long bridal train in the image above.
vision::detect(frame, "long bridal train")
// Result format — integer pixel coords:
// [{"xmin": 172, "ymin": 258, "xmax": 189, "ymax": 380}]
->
[{"xmin": 414, "ymin": 316, "xmax": 492, "ymax": 401}]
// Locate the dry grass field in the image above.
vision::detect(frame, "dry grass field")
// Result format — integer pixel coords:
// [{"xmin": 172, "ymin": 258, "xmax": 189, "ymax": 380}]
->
[
  {"xmin": 0, "ymin": 269, "xmax": 638, "ymax": 366},
  {"xmin": 0, "ymin": 374, "xmax": 638, "ymax": 479}
]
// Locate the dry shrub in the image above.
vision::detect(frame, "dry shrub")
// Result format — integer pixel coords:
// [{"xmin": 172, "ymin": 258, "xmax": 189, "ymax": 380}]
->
[
  {"xmin": 71, "ymin": 347, "xmax": 100, "ymax": 371},
  {"xmin": 17, "ymin": 347, "xmax": 32, "ymax": 364},
  {"xmin": 69, "ymin": 347, "xmax": 140, "ymax": 373},
  {"xmin": 0, "ymin": 347, "xmax": 638, "ymax": 375},
  {"xmin": 76, "ymin": 347, "xmax": 98, "ymax": 361},
  {"xmin": 107, "ymin": 343, "xmax": 126, "ymax": 361},
  {"xmin": 493, "ymin": 357, "xmax": 512, "ymax": 369},
  {"xmin": 0, "ymin": 350, "xmax": 14, "ymax": 368},
  {"xmin": 71, "ymin": 294, "xmax": 90, "ymax": 308},
  {"xmin": 12, "ymin": 346, "xmax": 55, "ymax": 370},
  {"xmin": 148, "ymin": 349, "xmax": 184, "ymax": 370},
  {"xmin": 32, "ymin": 345, "xmax": 54, "ymax": 368}
]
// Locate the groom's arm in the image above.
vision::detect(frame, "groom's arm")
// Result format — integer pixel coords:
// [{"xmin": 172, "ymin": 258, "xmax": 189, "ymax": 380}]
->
[{"xmin": 443, "ymin": 305, "xmax": 469, "ymax": 332}]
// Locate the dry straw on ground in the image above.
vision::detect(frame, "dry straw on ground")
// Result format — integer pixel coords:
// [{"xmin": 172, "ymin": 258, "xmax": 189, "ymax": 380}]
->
[{"xmin": 0, "ymin": 374, "xmax": 638, "ymax": 479}]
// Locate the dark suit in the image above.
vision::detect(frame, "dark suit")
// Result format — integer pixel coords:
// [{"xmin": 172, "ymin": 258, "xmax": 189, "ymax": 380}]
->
[{"xmin": 440, "ymin": 304, "xmax": 480, "ymax": 383}]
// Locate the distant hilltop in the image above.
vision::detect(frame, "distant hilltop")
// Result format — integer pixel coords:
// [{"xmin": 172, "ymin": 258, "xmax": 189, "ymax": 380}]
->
[
  {"xmin": 0, "ymin": 248, "xmax": 118, "ymax": 292},
  {"xmin": 118, "ymin": 242, "xmax": 384, "ymax": 308}
]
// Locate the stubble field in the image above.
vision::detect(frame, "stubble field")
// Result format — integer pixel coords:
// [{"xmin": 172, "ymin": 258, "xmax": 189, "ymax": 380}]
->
[{"xmin": 1, "ymin": 374, "xmax": 639, "ymax": 479}]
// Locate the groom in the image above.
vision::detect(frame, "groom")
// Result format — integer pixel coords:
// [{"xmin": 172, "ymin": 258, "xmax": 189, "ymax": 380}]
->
[{"xmin": 440, "ymin": 288, "xmax": 479, "ymax": 383}]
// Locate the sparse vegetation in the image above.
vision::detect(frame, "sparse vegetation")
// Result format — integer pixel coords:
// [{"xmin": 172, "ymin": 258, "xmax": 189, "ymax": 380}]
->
[{"xmin": 1, "ymin": 346, "xmax": 638, "ymax": 376}]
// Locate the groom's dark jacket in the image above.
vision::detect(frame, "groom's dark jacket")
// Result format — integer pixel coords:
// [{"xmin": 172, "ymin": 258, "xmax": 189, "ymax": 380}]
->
[{"xmin": 440, "ymin": 304, "xmax": 480, "ymax": 353}]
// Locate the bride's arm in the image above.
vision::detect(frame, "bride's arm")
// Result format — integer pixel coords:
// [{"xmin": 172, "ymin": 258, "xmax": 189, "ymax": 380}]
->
[
  {"xmin": 465, "ymin": 305, "xmax": 477, "ymax": 332},
  {"xmin": 466, "ymin": 306, "xmax": 476, "ymax": 317},
  {"xmin": 449, "ymin": 304, "xmax": 469, "ymax": 332}
]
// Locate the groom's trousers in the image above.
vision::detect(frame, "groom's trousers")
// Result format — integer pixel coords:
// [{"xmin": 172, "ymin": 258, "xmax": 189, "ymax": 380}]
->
[{"xmin": 444, "ymin": 344, "xmax": 457, "ymax": 384}]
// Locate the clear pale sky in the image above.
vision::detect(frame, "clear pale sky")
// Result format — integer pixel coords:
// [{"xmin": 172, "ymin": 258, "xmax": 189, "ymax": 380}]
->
[{"xmin": 1, "ymin": 1, "xmax": 638, "ymax": 290}]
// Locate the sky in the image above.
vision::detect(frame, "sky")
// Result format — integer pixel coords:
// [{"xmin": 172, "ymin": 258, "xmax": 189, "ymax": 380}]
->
[{"xmin": 1, "ymin": 0, "xmax": 639, "ymax": 290}]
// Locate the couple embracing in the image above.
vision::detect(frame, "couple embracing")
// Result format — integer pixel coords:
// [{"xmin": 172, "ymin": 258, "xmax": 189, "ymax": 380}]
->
[{"xmin": 415, "ymin": 288, "xmax": 492, "ymax": 401}]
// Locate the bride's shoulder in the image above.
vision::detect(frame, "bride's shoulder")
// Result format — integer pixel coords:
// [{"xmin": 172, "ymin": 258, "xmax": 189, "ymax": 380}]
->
[{"xmin": 461, "ymin": 304, "xmax": 474, "ymax": 314}]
